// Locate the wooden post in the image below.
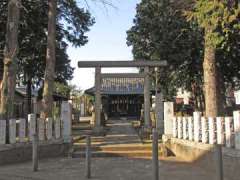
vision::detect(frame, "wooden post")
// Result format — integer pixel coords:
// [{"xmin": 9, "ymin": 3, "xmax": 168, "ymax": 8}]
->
[
  {"xmin": 201, "ymin": 117, "xmax": 208, "ymax": 143},
  {"xmin": 215, "ymin": 145, "xmax": 224, "ymax": 180},
  {"xmin": 225, "ymin": 117, "xmax": 233, "ymax": 148},
  {"xmin": 86, "ymin": 135, "xmax": 91, "ymax": 179},
  {"xmin": 152, "ymin": 128, "xmax": 159, "ymax": 180},
  {"xmin": 188, "ymin": 117, "xmax": 193, "ymax": 141},
  {"xmin": 32, "ymin": 134, "xmax": 39, "ymax": 172}
]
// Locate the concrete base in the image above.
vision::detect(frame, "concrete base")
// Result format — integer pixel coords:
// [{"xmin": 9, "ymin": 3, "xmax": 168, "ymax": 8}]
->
[
  {"xmin": 139, "ymin": 127, "xmax": 152, "ymax": 140},
  {"xmin": 92, "ymin": 126, "xmax": 106, "ymax": 136},
  {"xmin": 0, "ymin": 139, "xmax": 71, "ymax": 166},
  {"xmin": 163, "ymin": 136, "xmax": 240, "ymax": 164}
]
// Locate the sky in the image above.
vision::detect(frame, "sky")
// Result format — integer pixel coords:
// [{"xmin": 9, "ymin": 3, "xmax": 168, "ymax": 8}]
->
[{"xmin": 67, "ymin": 0, "xmax": 140, "ymax": 90}]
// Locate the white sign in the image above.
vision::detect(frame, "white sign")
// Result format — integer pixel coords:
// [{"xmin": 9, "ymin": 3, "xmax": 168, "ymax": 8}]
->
[
  {"xmin": 9, "ymin": 119, "xmax": 16, "ymax": 144},
  {"xmin": 0, "ymin": 120, "xmax": 6, "ymax": 145}
]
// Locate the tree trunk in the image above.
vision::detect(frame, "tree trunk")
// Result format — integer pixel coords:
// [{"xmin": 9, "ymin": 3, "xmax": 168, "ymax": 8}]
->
[
  {"xmin": 203, "ymin": 32, "xmax": 219, "ymax": 117},
  {"xmin": 41, "ymin": 0, "xmax": 57, "ymax": 119},
  {"xmin": 0, "ymin": 0, "xmax": 21, "ymax": 120}
]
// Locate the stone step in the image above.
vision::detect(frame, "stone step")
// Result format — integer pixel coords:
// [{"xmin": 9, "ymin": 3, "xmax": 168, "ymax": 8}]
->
[
  {"xmin": 73, "ymin": 144, "xmax": 163, "ymax": 152},
  {"xmin": 72, "ymin": 150, "xmax": 162, "ymax": 159}
]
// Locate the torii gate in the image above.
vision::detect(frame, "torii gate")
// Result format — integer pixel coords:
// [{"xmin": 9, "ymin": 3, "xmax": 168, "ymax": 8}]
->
[{"xmin": 78, "ymin": 60, "xmax": 167, "ymax": 132}]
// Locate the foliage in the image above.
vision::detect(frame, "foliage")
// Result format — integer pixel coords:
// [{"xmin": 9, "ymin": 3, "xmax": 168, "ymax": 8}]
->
[
  {"xmin": 0, "ymin": 0, "xmax": 95, "ymax": 87},
  {"xmin": 185, "ymin": 0, "xmax": 240, "ymax": 47},
  {"xmin": 127, "ymin": 0, "xmax": 204, "ymax": 103}
]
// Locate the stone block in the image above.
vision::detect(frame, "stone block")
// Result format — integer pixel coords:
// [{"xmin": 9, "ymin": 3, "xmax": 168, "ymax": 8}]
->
[
  {"xmin": 9, "ymin": 119, "xmax": 16, "ymax": 144},
  {"xmin": 19, "ymin": 118, "xmax": 26, "ymax": 143},
  {"xmin": 0, "ymin": 120, "xmax": 6, "ymax": 145},
  {"xmin": 164, "ymin": 102, "xmax": 174, "ymax": 135}
]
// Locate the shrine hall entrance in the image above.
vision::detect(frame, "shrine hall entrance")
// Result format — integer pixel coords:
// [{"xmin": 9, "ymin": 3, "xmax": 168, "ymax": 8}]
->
[
  {"xmin": 105, "ymin": 95, "xmax": 143, "ymax": 119},
  {"xmin": 78, "ymin": 60, "xmax": 167, "ymax": 128}
]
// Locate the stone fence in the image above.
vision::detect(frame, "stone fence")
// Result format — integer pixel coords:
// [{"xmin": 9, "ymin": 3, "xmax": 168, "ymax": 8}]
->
[
  {"xmin": 172, "ymin": 111, "xmax": 240, "ymax": 149},
  {"xmin": 0, "ymin": 101, "xmax": 72, "ymax": 145}
]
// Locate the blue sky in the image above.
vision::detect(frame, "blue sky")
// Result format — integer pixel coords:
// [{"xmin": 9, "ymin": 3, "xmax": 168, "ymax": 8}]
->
[{"xmin": 67, "ymin": 0, "xmax": 140, "ymax": 90}]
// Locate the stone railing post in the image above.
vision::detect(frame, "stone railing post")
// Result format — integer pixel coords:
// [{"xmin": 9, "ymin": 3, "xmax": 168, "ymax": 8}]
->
[
  {"xmin": 9, "ymin": 119, "xmax": 16, "ymax": 144},
  {"xmin": 209, "ymin": 117, "xmax": 216, "ymax": 145},
  {"xmin": 193, "ymin": 112, "xmax": 201, "ymax": 142},
  {"xmin": 225, "ymin": 117, "xmax": 234, "ymax": 148},
  {"xmin": 46, "ymin": 117, "xmax": 53, "ymax": 140},
  {"xmin": 19, "ymin": 118, "xmax": 26, "ymax": 143},
  {"xmin": 172, "ymin": 117, "xmax": 177, "ymax": 138},
  {"xmin": 233, "ymin": 111, "xmax": 240, "ymax": 149},
  {"xmin": 164, "ymin": 102, "xmax": 174, "ymax": 135},
  {"xmin": 38, "ymin": 118, "xmax": 45, "ymax": 141},
  {"xmin": 216, "ymin": 117, "xmax": 225, "ymax": 145},
  {"xmin": 0, "ymin": 120, "xmax": 6, "ymax": 145},
  {"xmin": 183, "ymin": 117, "xmax": 187, "ymax": 140},
  {"xmin": 201, "ymin": 117, "xmax": 208, "ymax": 144},
  {"xmin": 177, "ymin": 117, "xmax": 183, "ymax": 139},
  {"xmin": 28, "ymin": 114, "xmax": 37, "ymax": 141},
  {"xmin": 55, "ymin": 118, "xmax": 61, "ymax": 139},
  {"xmin": 61, "ymin": 101, "xmax": 72, "ymax": 143},
  {"xmin": 188, "ymin": 117, "xmax": 193, "ymax": 141}
]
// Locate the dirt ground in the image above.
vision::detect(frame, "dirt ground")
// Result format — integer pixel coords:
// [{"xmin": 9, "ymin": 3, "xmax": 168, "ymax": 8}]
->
[{"xmin": 0, "ymin": 156, "xmax": 221, "ymax": 180}]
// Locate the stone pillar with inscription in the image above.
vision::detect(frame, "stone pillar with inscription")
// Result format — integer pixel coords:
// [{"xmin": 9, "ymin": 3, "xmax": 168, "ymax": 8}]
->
[
  {"xmin": 164, "ymin": 102, "xmax": 174, "ymax": 135},
  {"xmin": 225, "ymin": 117, "xmax": 234, "ymax": 148},
  {"xmin": 46, "ymin": 117, "xmax": 53, "ymax": 140},
  {"xmin": 28, "ymin": 114, "xmax": 36, "ymax": 141},
  {"xmin": 0, "ymin": 120, "xmax": 6, "ymax": 145},
  {"xmin": 233, "ymin": 111, "xmax": 240, "ymax": 149},
  {"xmin": 209, "ymin": 117, "xmax": 216, "ymax": 145},
  {"xmin": 61, "ymin": 101, "xmax": 72, "ymax": 143},
  {"xmin": 155, "ymin": 93, "xmax": 164, "ymax": 134},
  {"xmin": 38, "ymin": 118, "xmax": 45, "ymax": 141},
  {"xmin": 19, "ymin": 118, "xmax": 26, "ymax": 143},
  {"xmin": 144, "ymin": 66, "xmax": 151, "ymax": 128},
  {"xmin": 201, "ymin": 117, "xmax": 208, "ymax": 143},
  {"xmin": 193, "ymin": 112, "xmax": 201, "ymax": 142},
  {"xmin": 55, "ymin": 118, "xmax": 61, "ymax": 139},
  {"xmin": 216, "ymin": 117, "xmax": 225, "ymax": 145},
  {"xmin": 9, "ymin": 119, "xmax": 16, "ymax": 144},
  {"xmin": 188, "ymin": 117, "xmax": 193, "ymax": 141}
]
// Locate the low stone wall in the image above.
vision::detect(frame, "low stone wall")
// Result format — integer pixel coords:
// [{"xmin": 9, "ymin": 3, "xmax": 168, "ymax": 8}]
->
[
  {"xmin": 0, "ymin": 139, "xmax": 71, "ymax": 166},
  {"xmin": 163, "ymin": 136, "xmax": 240, "ymax": 179}
]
